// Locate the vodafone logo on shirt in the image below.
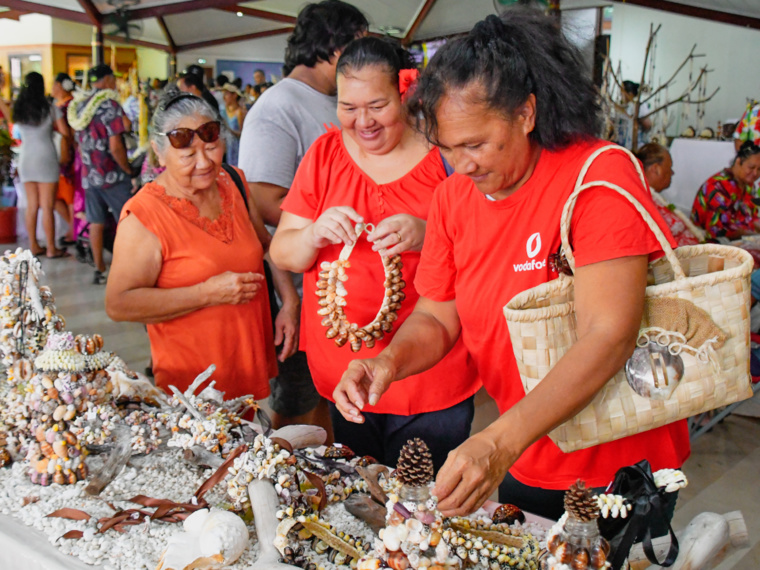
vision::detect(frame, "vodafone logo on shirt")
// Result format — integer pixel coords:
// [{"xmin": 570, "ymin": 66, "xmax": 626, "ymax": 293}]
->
[{"xmin": 513, "ymin": 232, "xmax": 547, "ymax": 272}]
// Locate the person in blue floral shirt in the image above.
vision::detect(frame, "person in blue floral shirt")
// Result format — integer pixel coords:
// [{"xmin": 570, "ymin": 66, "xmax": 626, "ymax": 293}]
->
[
  {"xmin": 69, "ymin": 64, "xmax": 132, "ymax": 284},
  {"xmin": 691, "ymin": 142, "xmax": 760, "ymax": 239}
]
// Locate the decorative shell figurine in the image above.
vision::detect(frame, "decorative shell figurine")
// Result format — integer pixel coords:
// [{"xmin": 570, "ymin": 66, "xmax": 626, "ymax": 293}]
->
[
  {"xmin": 316, "ymin": 223, "xmax": 405, "ymax": 352},
  {"xmin": 156, "ymin": 508, "xmax": 249, "ymax": 570},
  {"xmin": 543, "ymin": 480, "xmax": 609, "ymax": 570}
]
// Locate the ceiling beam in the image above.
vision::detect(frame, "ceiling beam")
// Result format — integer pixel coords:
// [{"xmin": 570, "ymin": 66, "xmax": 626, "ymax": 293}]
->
[
  {"xmin": 176, "ymin": 26, "xmax": 293, "ymax": 53},
  {"xmin": 0, "ymin": 0, "xmax": 90, "ymax": 24},
  {"xmin": 216, "ymin": 5, "xmax": 296, "ymax": 25},
  {"xmin": 104, "ymin": 34, "xmax": 171, "ymax": 52},
  {"xmin": 125, "ymin": 0, "xmax": 243, "ymax": 21},
  {"xmin": 0, "ymin": 9, "xmax": 27, "ymax": 20},
  {"xmin": 75, "ymin": 0, "xmax": 101, "ymax": 26},
  {"xmin": 609, "ymin": 0, "xmax": 760, "ymax": 31},
  {"xmin": 403, "ymin": 0, "xmax": 439, "ymax": 46},
  {"xmin": 156, "ymin": 15, "xmax": 177, "ymax": 53}
]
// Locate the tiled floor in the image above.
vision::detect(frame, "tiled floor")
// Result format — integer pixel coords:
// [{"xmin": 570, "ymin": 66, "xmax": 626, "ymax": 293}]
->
[{"xmin": 19, "ymin": 244, "xmax": 760, "ymax": 569}]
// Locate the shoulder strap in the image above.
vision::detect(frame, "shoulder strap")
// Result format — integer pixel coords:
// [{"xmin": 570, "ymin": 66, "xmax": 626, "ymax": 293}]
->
[
  {"xmin": 221, "ymin": 163, "xmax": 249, "ymax": 211},
  {"xmin": 439, "ymin": 149, "xmax": 455, "ymax": 177}
]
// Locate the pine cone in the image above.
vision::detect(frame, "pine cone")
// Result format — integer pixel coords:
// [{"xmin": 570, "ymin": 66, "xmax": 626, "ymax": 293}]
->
[
  {"xmin": 395, "ymin": 438, "xmax": 434, "ymax": 487},
  {"xmin": 564, "ymin": 479, "xmax": 599, "ymax": 521}
]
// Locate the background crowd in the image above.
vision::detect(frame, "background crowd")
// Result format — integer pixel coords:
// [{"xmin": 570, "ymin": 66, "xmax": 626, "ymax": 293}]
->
[{"xmin": 0, "ymin": 0, "xmax": 759, "ymax": 522}]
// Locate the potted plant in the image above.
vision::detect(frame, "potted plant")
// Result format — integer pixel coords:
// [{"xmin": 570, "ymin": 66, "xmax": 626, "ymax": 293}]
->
[{"xmin": 0, "ymin": 126, "xmax": 17, "ymax": 243}]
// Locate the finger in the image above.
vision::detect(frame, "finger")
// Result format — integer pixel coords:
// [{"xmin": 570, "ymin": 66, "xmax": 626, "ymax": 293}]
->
[
  {"xmin": 332, "ymin": 385, "xmax": 365, "ymax": 423},
  {"xmin": 279, "ymin": 329, "xmax": 296, "ymax": 362},
  {"xmin": 370, "ymin": 234, "xmax": 396, "ymax": 251},
  {"xmin": 330, "ymin": 214, "xmax": 359, "ymax": 245},
  {"xmin": 250, "ymin": 273, "xmax": 266, "ymax": 282},
  {"xmin": 432, "ymin": 457, "xmax": 464, "ymax": 499},
  {"xmin": 367, "ymin": 370, "xmax": 392, "ymax": 407},
  {"xmin": 274, "ymin": 322, "xmax": 284, "ymax": 347},
  {"xmin": 366, "ymin": 223, "xmax": 396, "ymax": 243},
  {"xmin": 320, "ymin": 226, "xmax": 349, "ymax": 246},
  {"xmin": 335, "ymin": 206, "xmax": 364, "ymax": 224}
]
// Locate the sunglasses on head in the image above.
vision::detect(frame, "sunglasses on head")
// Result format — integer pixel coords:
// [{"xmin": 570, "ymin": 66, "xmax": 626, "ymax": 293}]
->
[{"xmin": 158, "ymin": 120, "xmax": 221, "ymax": 149}]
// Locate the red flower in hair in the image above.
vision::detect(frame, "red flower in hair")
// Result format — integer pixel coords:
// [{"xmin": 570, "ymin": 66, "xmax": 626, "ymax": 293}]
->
[{"xmin": 398, "ymin": 68, "xmax": 420, "ymax": 98}]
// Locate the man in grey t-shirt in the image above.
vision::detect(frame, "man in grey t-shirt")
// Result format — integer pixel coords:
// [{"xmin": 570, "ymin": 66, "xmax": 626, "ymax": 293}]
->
[{"xmin": 239, "ymin": 0, "xmax": 368, "ymax": 432}]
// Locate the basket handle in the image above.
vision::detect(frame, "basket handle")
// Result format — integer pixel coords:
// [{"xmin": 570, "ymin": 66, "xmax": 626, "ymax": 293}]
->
[{"xmin": 560, "ymin": 145, "xmax": 687, "ymax": 281}]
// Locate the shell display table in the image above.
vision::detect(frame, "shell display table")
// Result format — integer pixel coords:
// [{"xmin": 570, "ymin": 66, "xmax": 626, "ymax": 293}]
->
[{"xmin": 0, "ymin": 514, "xmax": 101, "ymax": 570}]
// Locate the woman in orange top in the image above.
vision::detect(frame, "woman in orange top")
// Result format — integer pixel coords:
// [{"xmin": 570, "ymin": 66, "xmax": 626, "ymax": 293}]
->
[
  {"xmin": 105, "ymin": 91, "xmax": 277, "ymax": 399},
  {"xmin": 270, "ymin": 38, "xmax": 480, "ymax": 469}
]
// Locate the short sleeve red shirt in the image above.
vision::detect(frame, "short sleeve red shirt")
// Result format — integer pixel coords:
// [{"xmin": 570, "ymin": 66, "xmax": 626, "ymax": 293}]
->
[
  {"xmin": 415, "ymin": 139, "xmax": 690, "ymax": 489},
  {"xmin": 282, "ymin": 129, "xmax": 480, "ymax": 415}
]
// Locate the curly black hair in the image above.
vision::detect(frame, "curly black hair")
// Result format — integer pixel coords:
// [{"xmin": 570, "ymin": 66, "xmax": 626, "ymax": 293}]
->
[
  {"xmin": 408, "ymin": 9, "xmax": 601, "ymax": 151},
  {"xmin": 12, "ymin": 71, "xmax": 50, "ymax": 126},
  {"xmin": 336, "ymin": 36, "xmax": 416, "ymax": 88},
  {"xmin": 284, "ymin": 0, "xmax": 368, "ymax": 70}
]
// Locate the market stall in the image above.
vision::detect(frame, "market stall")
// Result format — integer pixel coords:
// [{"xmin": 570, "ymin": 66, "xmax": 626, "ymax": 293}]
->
[{"xmin": 0, "ymin": 247, "xmax": 743, "ymax": 570}]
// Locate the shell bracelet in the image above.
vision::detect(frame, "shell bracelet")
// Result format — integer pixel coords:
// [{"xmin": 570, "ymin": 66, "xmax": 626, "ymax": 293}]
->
[{"xmin": 316, "ymin": 223, "xmax": 406, "ymax": 352}]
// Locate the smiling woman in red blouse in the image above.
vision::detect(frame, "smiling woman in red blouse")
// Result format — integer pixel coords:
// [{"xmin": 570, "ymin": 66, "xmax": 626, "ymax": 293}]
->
[{"xmin": 270, "ymin": 37, "xmax": 479, "ymax": 470}]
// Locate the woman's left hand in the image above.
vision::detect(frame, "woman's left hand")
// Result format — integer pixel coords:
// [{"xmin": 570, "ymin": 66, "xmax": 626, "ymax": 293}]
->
[
  {"xmin": 432, "ymin": 431, "xmax": 516, "ymax": 517},
  {"xmin": 367, "ymin": 214, "xmax": 426, "ymax": 257}
]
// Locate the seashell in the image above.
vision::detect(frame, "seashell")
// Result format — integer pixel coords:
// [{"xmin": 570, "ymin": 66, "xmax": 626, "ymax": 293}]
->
[
  {"xmin": 35, "ymin": 425, "xmax": 46, "ymax": 442},
  {"xmin": 76, "ymin": 462, "xmax": 87, "ymax": 481},
  {"xmin": 492, "ymin": 503, "xmax": 525, "ymax": 525},
  {"xmin": 324, "ymin": 444, "xmax": 355, "ymax": 460},
  {"xmin": 63, "ymin": 408, "xmax": 76, "ymax": 421},
  {"xmin": 388, "ymin": 551, "xmax": 410, "ymax": 570},
  {"xmin": 53, "ymin": 405, "xmax": 67, "ymax": 422},
  {"xmin": 39, "ymin": 473, "xmax": 50, "ymax": 487},
  {"xmin": 572, "ymin": 547, "xmax": 590, "ymax": 570},
  {"xmin": 555, "ymin": 541, "xmax": 573, "ymax": 564},
  {"xmin": 35, "ymin": 458, "xmax": 49, "ymax": 473},
  {"xmin": 53, "ymin": 441, "xmax": 69, "ymax": 461},
  {"xmin": 67, "ymin": 471, "xmax": 77, "ymax": 485},
  {"xmin": 40, "ymin": 442, "xmax": 54, "ymax": 458},
  {"xmin": 62, "ymin": 431, "xmax": 77, "ymax": 445},
  {"xmin": 547, "ymin": 532, "xmax": 561, "ymax": 554},
  {"xmin": 53, "ymin": 471, "xmax": 65, "ymax": 485},
  {"xmin": 41, "ymin": 376, "xmax": 54, "ymax": 389},
  {"xmin": 92, "ymin": 334, "xmax": 104, "ymax": 352}
]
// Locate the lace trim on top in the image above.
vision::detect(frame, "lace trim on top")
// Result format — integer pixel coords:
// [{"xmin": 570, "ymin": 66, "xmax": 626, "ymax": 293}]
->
[{"xmin": 144, "ymin": 170, "xmax": 235, "ymax": 243}]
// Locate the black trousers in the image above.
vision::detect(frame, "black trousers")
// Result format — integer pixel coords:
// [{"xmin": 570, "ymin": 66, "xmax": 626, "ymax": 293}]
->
[{"xmin": 328, "ymin": 396, "xmax": 475, "ymax": 472}]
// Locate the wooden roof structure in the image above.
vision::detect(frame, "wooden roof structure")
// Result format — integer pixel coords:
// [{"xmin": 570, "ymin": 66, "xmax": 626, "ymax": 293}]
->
[{"xmin": 0, "ymin": 0, "xmax": 758, "ymax": 59}]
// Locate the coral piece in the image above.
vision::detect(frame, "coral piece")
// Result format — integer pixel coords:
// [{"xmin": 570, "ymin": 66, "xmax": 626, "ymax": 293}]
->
[{"xmin": 396, "ymin": 438, "xmax": 434, "ymax": 487}]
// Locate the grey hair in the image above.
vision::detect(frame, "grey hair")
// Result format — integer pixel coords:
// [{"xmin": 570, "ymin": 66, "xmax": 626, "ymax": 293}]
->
[{"xmin": 150, "ymin": 90, "xmax": 221, "ymax": 154}]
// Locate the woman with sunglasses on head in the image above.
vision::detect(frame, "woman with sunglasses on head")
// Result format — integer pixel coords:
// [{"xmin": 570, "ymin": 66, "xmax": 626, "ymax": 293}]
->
[
  {"xmin": 105, "ymin": 90, "xmax": 277, "ymax": 399},
  {"xmin": 691, "ymin": 141, "xmax": 760, "ymax": 240},
  {"xmin": 270, "ymin": 37, "xmax": 479, "ymax": 470}
]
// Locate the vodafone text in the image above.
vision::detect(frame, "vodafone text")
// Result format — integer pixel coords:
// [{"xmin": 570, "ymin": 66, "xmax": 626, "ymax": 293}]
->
[{"xmin": 513, "ymin": 232, "xmax": 547, "ymax": 272}]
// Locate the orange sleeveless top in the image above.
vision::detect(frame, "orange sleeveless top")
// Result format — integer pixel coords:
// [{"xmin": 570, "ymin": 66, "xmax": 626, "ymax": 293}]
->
[{"xmin": 120, "ymin": 167, "xmax": 277, "ymax": 399}]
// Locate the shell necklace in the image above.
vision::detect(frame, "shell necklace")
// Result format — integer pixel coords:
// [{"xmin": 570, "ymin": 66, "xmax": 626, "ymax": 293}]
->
[
  {"xmin": 316, "ymin": 223, "xmax": 405, "ymax": 352},
  {"xmin": 67, "ymin": 89, "xmax": 120, "ymax": 132}
]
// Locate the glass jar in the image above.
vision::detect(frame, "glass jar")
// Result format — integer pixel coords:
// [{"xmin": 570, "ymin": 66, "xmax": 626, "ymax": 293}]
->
[{"xmin": 544, "ymin": 516, "xmax": 610, "ymax": 570}]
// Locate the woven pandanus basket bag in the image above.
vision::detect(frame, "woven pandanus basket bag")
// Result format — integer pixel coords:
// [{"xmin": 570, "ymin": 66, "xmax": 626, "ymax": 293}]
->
[{"xmin": 503, "ymin": 145, "xmax": 754, "ymax": 452}]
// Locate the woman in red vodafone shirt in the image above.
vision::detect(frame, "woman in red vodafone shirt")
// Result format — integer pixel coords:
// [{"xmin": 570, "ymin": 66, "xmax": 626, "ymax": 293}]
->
[
  {"xmin": 270, "ymin": 38, "xmax": 480, "ymax": 470},
  {"xmin": 333, "ymin": 11, "xmax": 689, "ymax": 520}
]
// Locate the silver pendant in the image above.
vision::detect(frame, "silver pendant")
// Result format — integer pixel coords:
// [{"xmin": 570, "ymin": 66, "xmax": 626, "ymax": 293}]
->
[{"xmin": 625, "ymin": 341, "xmax": 684, "ymax": 400}]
